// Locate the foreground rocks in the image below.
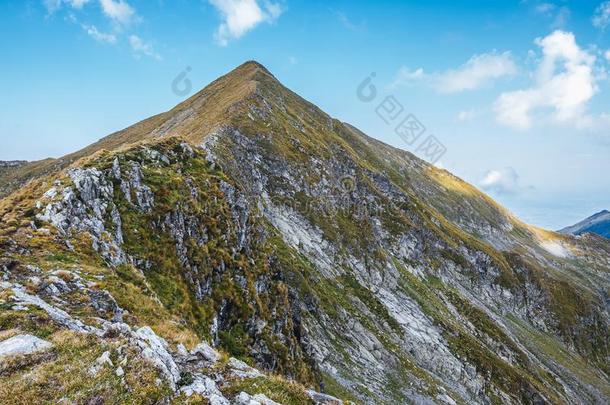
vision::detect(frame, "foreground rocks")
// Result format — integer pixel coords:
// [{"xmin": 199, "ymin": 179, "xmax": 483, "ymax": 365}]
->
[
  {"xmin": 0, "ymin": 334, "xmax": 53, "ymax": 359},
  {"xmin": 0, "ymin": 281, "xmax": 341, "ymax": 404}
]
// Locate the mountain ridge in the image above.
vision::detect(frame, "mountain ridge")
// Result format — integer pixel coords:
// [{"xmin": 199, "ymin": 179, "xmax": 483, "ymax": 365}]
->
[
  {"xmin": 0, "ymin": 61, "xmax": 269, "ymax": 199},
  {"xmin": 0, "ymin": 61, "xmax": 608, "ymax": 404},
  {"xmin": 560, "ymin": 210, "xmax": 610, "ymax": 238}
]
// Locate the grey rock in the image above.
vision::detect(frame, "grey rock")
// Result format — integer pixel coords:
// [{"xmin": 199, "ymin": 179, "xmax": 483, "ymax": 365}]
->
[
  {"xmin": 11, "ymin": 286, "xmax": 98, "ymax": 334},
  {"xmin": 89, "ymin": 350, "xmax": 113, "ymax": 376},
  {"xmin": 133, "ymin": 326, "xmax": 181, "ymax": 389},
  {"xmin": 179, "ymin": 374, "xmax": 229, "ymax": 404},
  {"xmin": 0, "ymin": 334, "xmax": 53, "ymax": 359},
  {"xmin": 190, "ymin": 341, "xmax": 220, "ymax": 364},
  {"xmin": 306, "ymin": 390, "xmax": 343, "ymax": 404},
  {"xmin": 35, "ymin": 167, "xmax": 126, "ymax": 266},
  {"xmin": 227, "ymin": 357, "xmax": 263, "ymax": 379},
  {"xmin": 233, "ymin": 392, "xmax": 281, "ymax": 405}
]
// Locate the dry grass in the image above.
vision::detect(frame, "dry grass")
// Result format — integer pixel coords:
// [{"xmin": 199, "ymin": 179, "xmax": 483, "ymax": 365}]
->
[
  {"xmin": 221, "ymin": 375, "xmax": 314, "ymax": 405},
  {"xmin": 0, "ymin": 330, "xmax": 170, "ymax": 404}
]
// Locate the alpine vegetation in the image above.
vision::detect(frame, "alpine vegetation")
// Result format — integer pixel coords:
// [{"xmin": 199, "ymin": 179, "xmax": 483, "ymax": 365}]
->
[{"xmin": 0, "ymin": 62, "xmax": 608, "ymax": 404}]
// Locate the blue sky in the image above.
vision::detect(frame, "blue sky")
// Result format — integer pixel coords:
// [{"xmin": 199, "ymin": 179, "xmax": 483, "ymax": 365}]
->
[{"xmin": 1, "ymin": 0, "xmax": 609, "ymax": 229}]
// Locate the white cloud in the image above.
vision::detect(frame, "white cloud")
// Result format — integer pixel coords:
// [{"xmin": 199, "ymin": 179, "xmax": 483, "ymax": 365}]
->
[
  {"xmin": 535, "ymin": 2, "xmax": 555, "ymax": 14},
  {"xmin": 456, "ymin": 109, "xmax": 477, "ymax": 122},
  {"xmin": 44, "ymin": 0, "xmax": 91, "ymax": 12},
  {"xmin": 209, "ymin": 0, "xmax": 283, "ymax": 46},
  {"xmin": 70, "ymin": 0, "xmax": 90, "ymax": 7},
  {"xmin": 534, "ymin": 3, "xmax": 570, "ymax": 29},
  {"xmin": 392, "ymin": 52, "xmax": 517, "ymax": 93},
  {"xmin": 593, "ymin": 1, "xmax": 610, "ymax": 30},
  {"xmin": 82, "ymin": 23, "xmax": 116, "ymax": 43},
  {"xmin": 44, "ymin": 0, "xmax": 136, "ymax": 25},
  {"xmin": 494, "ymin": 31, "xmax": 597, "ymax": 130},
  {"xmin": 551, "ymin": 6, "xmax": 570, "ymax": 29},
  {"xmin": 99, "ymin": 0, "xmax": 135, "ymax": 25},
  {"xmin": 605, "ymin": 50, "xmax": 610, "ymax": 61},
  {"xmin": 390, "ymin": 67, "xmax": 426, "ymax": 88},
  {"xmin": 129, "ymin": 35, "xmax": 161, "ymax": 60},
  {"xmin": 333, "ymin": 10, "xmax": 364, "ymax": 32},
  {"xmin": 436, "ymin": 52, "xmax": 517, "ymax": 93},
  {"xmin": 43, "ymin": 0, "xmax": 152, "ymax": 52},
  {"xmin": 479, "ymin": 167, "xmax": 521, "ymax": 194}
]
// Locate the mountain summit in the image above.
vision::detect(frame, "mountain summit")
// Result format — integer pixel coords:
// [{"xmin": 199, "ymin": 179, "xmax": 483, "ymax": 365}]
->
[
  {"xmin": 0, "ymin": 61, "xmax": 278, "ymax": 199},
  {"xmin": 0, "ymin": 62, "xmax": 609, "ymax": 404}
]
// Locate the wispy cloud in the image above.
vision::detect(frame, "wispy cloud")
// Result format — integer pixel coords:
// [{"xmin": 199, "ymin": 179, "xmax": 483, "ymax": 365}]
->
[
  {"xmin": 42, "ymin": 0, "xmax": 160, "ymax": 59},
  {"xmin": 392, "ymin": 52, "xmax": 517, "ymax": 93},
  {"xmin": 593, "ymin": 1, "xmax": 610, "ymax": 30},
  {"xmin": 494, "ymin": 30, "xmax": 598, "ymax": 130},
  {"xmin": 479, "ymin": 167, "xmax": 524, "ymax": 195},
  {"xmin": 45, "ymin": 0, "xmax": 136, "ymax": 25},
  {"xmin": 209, "ymin": 0, "xmax": 283, "ymax": 46},
  {"xmin": 82, "ymin": 23, "xmax": 116, "ymax": 43},
  {"xmin": 390, "ymin": 67, "xmax": 426, "ymax": 88},
  {"xmin": 456, "ymin": 109, "xmax": 478, "ymax": 122},
  {"xmin": 99, "ymin": 0, "xmax": 136, "ymax": 26},
  {"xmin": 44, "ymin": 0, "xmax": 91, "ymax": 13},
  {"xmin": 129, "ymin": 35, "xmax": 161, "ymax": 60},
  {"xmin": 535, "ymin": 3, "xmax": 555, "ymax": 14},
  {"xmin": 333, "ymin": 10, "xmax": 365, "ymax": 31},
  {"xmin": 533, "ymin": 2, "xmax": 570, "ymax": 29},
  {"xmin": 44, "ymin": 0, "xmax": 138, "ymax": 27}
]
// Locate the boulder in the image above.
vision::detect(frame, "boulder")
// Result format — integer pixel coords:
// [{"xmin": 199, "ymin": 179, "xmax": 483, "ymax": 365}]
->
[
  {"xmin": 227, "ymin": 357, "xmax": 263, "ymax": 379},
  {"xmin": 233, "ymin": 392, "xmax": 281, "ymax": 405},
  {"xmin": 179, "ymin": 374, "xmax": 229, "ymax": 404},
  {"xmin": 133, "ymin": 326, "xmax": 181, "ymax": 389},
  {"xmin": 0, "ymin": 334, "xmax": 53, "ymax": 359},
  {"xmin": 191, "ymin": 341, "xmax": 220, "ymax": 364},
  {"xmin": 307, "ymin": 390, "xmax": 343, "ymax": 404}
]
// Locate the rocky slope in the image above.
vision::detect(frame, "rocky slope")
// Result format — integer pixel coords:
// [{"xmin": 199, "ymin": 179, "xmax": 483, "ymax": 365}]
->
[
  {"xmin": 0, "ymin": 61, "xmax": 608, "ymax": 404},
  {"xmin": 560, "ymin": 210, "xmax": 610, "ymax": 239}
]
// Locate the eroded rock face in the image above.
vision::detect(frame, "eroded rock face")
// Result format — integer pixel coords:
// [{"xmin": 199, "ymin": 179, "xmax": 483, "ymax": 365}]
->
[
  {"xmin": 36, "ymin": 168, "xmax": 126, "ymax": 266},
  {"xmin": 199, "ymin": 120, "xmax": 609, "ymax": 404}
]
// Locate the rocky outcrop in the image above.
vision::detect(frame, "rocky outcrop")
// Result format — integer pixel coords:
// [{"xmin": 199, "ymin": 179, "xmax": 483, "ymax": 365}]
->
[
  {"xmin": 35, "ymin": 168, "xmax": 126, "ymax": 266},
  {"xmin": 0, "ymin": 161, "xmax": 27, "ymax": 169}
]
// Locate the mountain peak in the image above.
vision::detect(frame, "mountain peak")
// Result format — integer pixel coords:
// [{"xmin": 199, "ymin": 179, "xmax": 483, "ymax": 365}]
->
[
  {"xmin": 213, "ymin": 60, "xmax": 278, "ymax": 90},
  {"xmin": 0, "ymin": 61, "xmax": 291, "ymax": 198},
  {"xmin": 2, "ymin": 60, "xmax": 610, "ymax": 404},
  {"xmin": 559, "ymin": 210, "xmax": 610, "ymax": 238},
  {"xmin": 234, "ymin": 60, "xmax": 272, "ymax": 75}
]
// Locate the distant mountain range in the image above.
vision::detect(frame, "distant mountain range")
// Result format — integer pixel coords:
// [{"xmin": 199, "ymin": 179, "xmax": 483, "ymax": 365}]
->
[{"xmin": 559, "ymin": 210, "xmax": 610, "ymax": 238}]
